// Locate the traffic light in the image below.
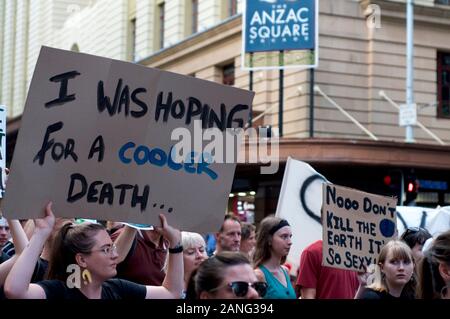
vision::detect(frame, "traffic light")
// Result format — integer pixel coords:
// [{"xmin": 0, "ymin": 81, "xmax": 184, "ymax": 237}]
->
[
  {"xmin": 404, "ymin": 174, "xmax": 419, "ymax": 206},
  {"xmin": 383, "ymin": 170, "xmax": 403, "ymax": 205}
]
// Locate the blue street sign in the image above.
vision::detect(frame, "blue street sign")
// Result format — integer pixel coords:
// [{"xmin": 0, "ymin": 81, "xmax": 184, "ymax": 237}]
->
[{"xmin": 245, "ymin": 0, "xmax": 316, "ymax": 53}]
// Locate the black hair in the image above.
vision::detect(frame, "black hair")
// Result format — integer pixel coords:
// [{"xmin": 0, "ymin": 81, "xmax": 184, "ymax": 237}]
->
[
  {"xmin": 188, "ymin": 251, "xmax": 250, "ymax": 298},
  {"xmin": 401, "ymin": 227, "xmax": 432, "ymax": 248}
]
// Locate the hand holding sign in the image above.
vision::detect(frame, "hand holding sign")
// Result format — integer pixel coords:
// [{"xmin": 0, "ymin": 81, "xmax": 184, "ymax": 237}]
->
[
  {"xmin": 34, "ymin": 202, "xmax": 56, "ymax": 239},
  {"xmin": 154, "ymin": 213, "xmax": 181, "ymax": 248}
]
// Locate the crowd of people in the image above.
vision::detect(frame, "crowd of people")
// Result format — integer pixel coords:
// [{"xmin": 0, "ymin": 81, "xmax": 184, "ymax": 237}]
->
[{"xmin": 1, "ymin": 173, "xmax": 449, "ymax": 299}]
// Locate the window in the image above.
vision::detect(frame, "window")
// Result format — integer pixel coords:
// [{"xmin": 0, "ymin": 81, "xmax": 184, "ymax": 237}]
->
[
  {"xmin": 158, "ymin": 2, "xmax": 165, "ymax": 49},
  {"xmin": 436, "ymin": 0, "xmax": 450, "ymax": 5},
  {"xmin": 192, "ymin": 0, "xmax": 198, "ymax": 34},
  {"xmin": 228, "ymin": 0, "xmax": 237, "ymax": 16},
  {"xmin": 437, "ymin": 51, "xmax": 450, "ymax": 118},
  {"xmin": 222, "ymin": 63, "xmax": 235, "ymax": 86}
]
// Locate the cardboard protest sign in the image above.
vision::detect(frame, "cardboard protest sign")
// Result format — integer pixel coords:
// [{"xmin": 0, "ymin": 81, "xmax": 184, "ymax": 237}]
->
[
  {"xmin": 0, "ymin": 105, "xmax": 5, "ymax": 198},
  {"xmin": 322, "ymin": 183, "xmax": 397, "ymax": 271},
  {"xmin": 275, "ymin": 157, "xmax": 329, "ymax": 274},
  {"xmin": 1, "ymin": 47, "xmax": 253, "ymax": 233}
]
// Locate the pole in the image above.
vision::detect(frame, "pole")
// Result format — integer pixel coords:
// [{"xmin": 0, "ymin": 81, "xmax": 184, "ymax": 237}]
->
[
  {"xmin": 249, "ymin": 52, "xmax": 254, "ymax": 128},
  {"xmin": 406, "ymin": 0, "xmax": 414, "ymax": 143},
  {"xmin": 279, "ymin": 51, "xmax": 284, "ymax": 137},
  {"xmin": 309, "ymin": 68, "xmax": 315, "ymax": 138}
]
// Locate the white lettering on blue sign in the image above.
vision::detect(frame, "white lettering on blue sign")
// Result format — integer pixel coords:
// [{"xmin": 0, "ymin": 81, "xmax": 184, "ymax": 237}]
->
[{"xmin": 245, "ymin": 0, "xmax": 315, "ymax": 53}]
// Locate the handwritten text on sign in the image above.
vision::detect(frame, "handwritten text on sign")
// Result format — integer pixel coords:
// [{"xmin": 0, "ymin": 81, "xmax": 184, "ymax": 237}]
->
[
  {"xmin": 1, "ymin": 47, "xmax": 252, "ymax": 233},
  {"xmin": 322, "ymin": 184, "xmax": 397, "ymax": 272}
]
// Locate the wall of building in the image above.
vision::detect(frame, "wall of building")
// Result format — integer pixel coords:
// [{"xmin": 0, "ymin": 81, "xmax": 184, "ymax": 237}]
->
[
  {"xmin": 2, "ymin": 0, "xmax": 450, "ymax": 145},
  {"xmin": 0, "ymin": 0, "xmax": 239, "ymax": 117}
]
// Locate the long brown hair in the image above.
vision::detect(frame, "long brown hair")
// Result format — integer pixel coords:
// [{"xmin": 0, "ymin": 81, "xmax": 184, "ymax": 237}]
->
[
  {"xmin": 417, "ymin": 230, "xmax": 450, "ymax": 299},
  {"xmin": 253, "ymin": 216, "xmax": 288, "ymax": 268},
  {"xmin": 46, "ymin": 222, "xmax": 105, "ymax": 281}
]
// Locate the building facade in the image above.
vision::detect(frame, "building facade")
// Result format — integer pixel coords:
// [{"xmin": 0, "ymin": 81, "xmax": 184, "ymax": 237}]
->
[{"xmin": 2, "ymin": 0, "xmax": 450, "ymax": 221}]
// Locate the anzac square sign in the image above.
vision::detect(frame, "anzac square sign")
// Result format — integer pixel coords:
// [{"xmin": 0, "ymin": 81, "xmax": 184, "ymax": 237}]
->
[{"xmin": 242, "ymin": 0, "xmax": 318, "ymax": 70}]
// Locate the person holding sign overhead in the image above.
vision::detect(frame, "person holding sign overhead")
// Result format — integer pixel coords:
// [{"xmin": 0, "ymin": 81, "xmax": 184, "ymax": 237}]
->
[
  {"xmin": 357, "ymin": 240, "xmax": 416, "ymax": 299},
  {"xmin": 4, "ymin": 202, "xmax": 184, "ymax": 299},
  {"xmin": 162, "ymin": 231, "xmax": 207, "ymax": 297},
  {"xmin": 253, "ymin": 216, "xmax": 296, "ymax": 299},
  {"xmin": 111, "ymin": 224, "xmax": 167, "ymax": 285}
]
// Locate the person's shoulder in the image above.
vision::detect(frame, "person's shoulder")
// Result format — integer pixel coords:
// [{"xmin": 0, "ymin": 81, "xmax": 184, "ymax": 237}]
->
[
  {"xmin": 36, "ymin": 279, "xmax": 66, "ymax": 288},
  {"xmin": 36, "ymin": 280, "xmax": 71, "ymax": 299},
  {"xmin": 359, "ymin": 288, "xmax": 384, "ymax": 300},
  {"xmin": 105, "ymin": 278, "xmax": 144, "ymax": 290},
  {"xmin": 104, "ymin": 278, "xmax": 131, "ymax": 287},
  {"xmin": 302, "ymin": 240, "xmax": 322, "ymax": 257},
  {"xmin": 104, "ymin": 278, "xmax": 146, "ymax": 299},
  {"xmin": 254, "ymin": 267, "xmax": 266, "ymax": 282}
]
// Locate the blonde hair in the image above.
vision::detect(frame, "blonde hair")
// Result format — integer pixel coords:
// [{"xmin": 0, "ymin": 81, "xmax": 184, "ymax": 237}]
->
[
  {"xmin": 162, "ymin": 231, "xmax": 206, "ymax": 273},
  {"xmin": 368, "ymin": 240, "xmax": 415, "ymax": 296}
]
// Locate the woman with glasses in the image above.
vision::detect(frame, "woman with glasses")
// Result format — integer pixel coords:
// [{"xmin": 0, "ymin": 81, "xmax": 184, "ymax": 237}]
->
[
  {"xmin": 358, "ymin": 240, "xmax": 416, "ymax": 299},
  {"xmin": 188, "ymin": 251, "xmax": 267, "ymax": 299},
  {"xmin": 4, "ymin": 202, "xmax": 184, "ymax": 299},
  {"xmin": 253, "ymin": 216, "xmax": 296, "ymax": 299},
  {"xmin": 417, "ymin": 230, "xmax": 450, "ymax": 299},
  {"xmin": 400, "ymin": 227, "xmax": 432, "ymax": 263}
]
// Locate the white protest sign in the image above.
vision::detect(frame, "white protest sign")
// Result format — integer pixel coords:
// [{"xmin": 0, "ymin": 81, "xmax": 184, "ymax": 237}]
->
[
  {"xmin": 275, "ymin": 157, "xmax": 328, "ymax": 273},
  {"xmin": 0, "ymin": 105, "xmax": 5, "ymax": 198},
  {"xmin": 1, "ymin": 47, "xmax": 253, "ymax": 233},
  {"xmin": 322, "ymin": 183, "xmax": 397, "ymax": 271},
  {"xmin": 396, "ymin": 205, "xmax": 450, "ymax": 237}
]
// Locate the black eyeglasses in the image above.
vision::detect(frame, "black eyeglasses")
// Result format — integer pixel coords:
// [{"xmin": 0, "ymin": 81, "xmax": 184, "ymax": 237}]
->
[{"xmin": 210, "ymin": 281, "xmax": 268, "ymax": 298}]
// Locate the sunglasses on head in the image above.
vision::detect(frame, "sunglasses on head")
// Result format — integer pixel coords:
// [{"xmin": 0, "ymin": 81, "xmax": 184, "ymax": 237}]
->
[
  {"xmin": 211, "ymin": 281, "xmax": 268, "ymax": 298},
  {"xmin": 403, "ymin": 227, "xmax": 426, "ymax": 236}
]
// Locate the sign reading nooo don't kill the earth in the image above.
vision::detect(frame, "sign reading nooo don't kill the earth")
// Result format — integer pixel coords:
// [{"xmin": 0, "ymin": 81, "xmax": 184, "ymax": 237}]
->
[
  {"xmin": 1, "ymin": 47, "xmax": 253, "ymax": 233},
  {"xmin": 322, "ymin": 183, "xmax": 397, "ymax": 272}
]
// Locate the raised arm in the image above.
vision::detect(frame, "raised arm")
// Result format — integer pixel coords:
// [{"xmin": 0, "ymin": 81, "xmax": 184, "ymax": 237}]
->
[
  {"xmin": 112, "ymin": 224, "xmax": 137, "ymax": 264},
  {"xmin": 0, "ymin": 255, "xmax": 17, "ymax": 286},
  {"xmin": 7, "ymin": 219, "xmax": 29, "ymax": 254},
  {"xmin": 145, "ymin": 214, "xmax": 184, "ymax": 299},
  {"xmin": 4, "ymin": 202, "xmax": 55, "ymax": 299},
  {"xmin": 0, "ymin": 219, "xmax": 29, "ymax": 287},
  {"xmin": 1, "ymin": 167, "xmax": 30, "ymax": 252}
]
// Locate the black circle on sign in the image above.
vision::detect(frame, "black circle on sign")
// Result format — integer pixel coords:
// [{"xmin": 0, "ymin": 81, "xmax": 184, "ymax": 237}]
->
[{"xmin": 299, "ymin": 174, "xmax": 327, "ymax": 225}]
